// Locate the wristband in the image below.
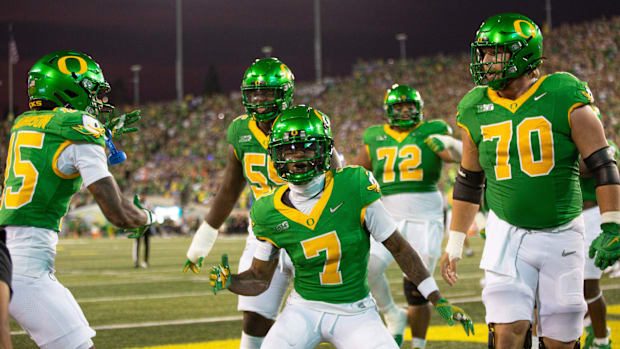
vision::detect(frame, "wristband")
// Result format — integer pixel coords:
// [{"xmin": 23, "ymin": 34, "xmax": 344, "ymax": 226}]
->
[
  {"xmin": 186, "ymin": 221, "xmax": 219, "ymax": 263},
  {"xmin": 417, "ymin": 276, "xmax": 439, "ymax": 299},
  {"xmin": 445, "ymin": 230, "xmax": 467, "ymax": 261}
]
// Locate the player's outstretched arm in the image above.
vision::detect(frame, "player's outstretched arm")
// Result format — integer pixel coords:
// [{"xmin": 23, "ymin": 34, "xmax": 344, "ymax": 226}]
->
[
  {"xmin": 440, "ymin": 128, "xmax": 483, "ymax": 285},
  {"xmin": 184, "ymin": 145, "xmax": 246, "ymax": 274},
  {"xmin": 210, "ymin": 254, "xmax": 278, "ymax": 296},
  {"xmin": 87, "ymin": 177, "xmax": 150, "ymax": 229},
  {"xmin": 424, "ymin": 134, "xmax": 463, "ymax": 163},
  {"xmin": 382, "ymin": 231, "xmax": 474, "ymax": 336},
  {"xmin": 571, "ymin": 105, "xmax": 620, "ymax": 269}
]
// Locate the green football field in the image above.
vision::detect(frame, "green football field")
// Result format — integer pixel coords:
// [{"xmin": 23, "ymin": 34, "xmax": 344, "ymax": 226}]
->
[{"xmin": 10, "ymin": 235, "xmax": 620, "ymax": 348}]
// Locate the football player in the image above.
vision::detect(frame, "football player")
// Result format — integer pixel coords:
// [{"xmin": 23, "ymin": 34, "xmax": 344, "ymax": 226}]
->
[
  {"xmin": 0, "ymin": 50, "xmax": 154, "ymax": 349},
  {"xmin": 580, "ymin": 107, "xmax": 617, "ymax": 349},
  {"xmin": 440, "ymin": 13, "xmax": 620, "ymax": 349},
  {"xmin": 184, "ymin": 58, "xmax": 340, "ymax": 349},
  {"xmin": 209, "ymin": 105, "xmax": 473, "ymax": 349},
  {"xmin": 352, "ymin": 84, "xmax": 462, "ymax": 348}
]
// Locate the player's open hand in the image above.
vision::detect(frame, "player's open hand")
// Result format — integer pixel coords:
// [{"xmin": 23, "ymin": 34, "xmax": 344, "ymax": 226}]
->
[
  {"xmin": 590, "ymin": 222, "xmax": 620, "ymax": 270},
  {"xmin": 106, "ymin": 110, "xmax": 141, "ymax": 138},
  {"xmin": 210, "ymin": 254, "xmax": 231, "ymax": 295},
  {"xmin": 435, "ymin": 298, "xmax": 474, "ymax": 336}
]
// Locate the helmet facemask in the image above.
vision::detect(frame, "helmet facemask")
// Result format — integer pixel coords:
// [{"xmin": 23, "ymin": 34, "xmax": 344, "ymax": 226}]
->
[
  {"xmin": 241, "ymin": 58, "xmax": 294, "ymax": 122},
  {"xmin": 241, "ymin": 85, "xmax": 290, "ymax": 122},
  {"xmin": 469, "ymin": 13, "xmax": 543, "ymax": 90},
  {"xmin": 384, "ymin": 84, "xmax": 424, "ymax": 129},
  {"xmin": 387, "ymin": 101, "xmax": 422, "ymax": 128},
  {"xmin": 271, "ymin": 138, "xmax": 332, "ymax": 184}
]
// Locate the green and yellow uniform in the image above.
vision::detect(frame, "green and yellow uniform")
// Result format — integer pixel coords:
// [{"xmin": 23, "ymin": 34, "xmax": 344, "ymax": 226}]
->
[
  {"xmin": 0, "ymin": 108, "xmax": 105, "ymax": 231},
  {"xmin": 227, "ymin": 115, "xmax": 287, "ymax": 201},
  {"xmin": 457, "ymin": 72, "xmax": 593, "ymax": 229},
  {"xmin": 250, "ymin": 166, "xmax": 381, "ymax": 303},
  {"xmin": 363, "ymin": 120, "xmax": 451, "ymax": 196}
]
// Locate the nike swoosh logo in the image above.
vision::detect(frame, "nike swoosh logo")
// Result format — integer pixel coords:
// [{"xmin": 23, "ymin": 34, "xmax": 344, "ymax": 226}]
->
[
  {"xmin": 607, "ymin": 237, "xmax": 619, "ymax": 248},
  {"xmin": 562, "ymin": 250, "xmax": 576, "ymax": 257},
  {"xmin": 329, "ymin": 202, "xmax": 344, "ymax": 213},
  {"xmin": 534, "ymin": 92, "xmax": 547, "ymax": 101}
]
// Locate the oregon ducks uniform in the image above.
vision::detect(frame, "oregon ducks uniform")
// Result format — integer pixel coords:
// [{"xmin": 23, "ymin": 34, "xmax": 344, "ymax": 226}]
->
[
  {"xmin": 0, "ymin": 108, "xmax": 105, "ymax": 231},
  {"xmin": 457, "ymin": 72, "xmax": 593, "ymax": 229},
  {"xmin": 250, "ymin": 166, "xmax": 381, "ymax": 303},
  {"xmin": 227, "ymin": 114, "xmax": 294, "ymax": 320},
  {"xmin": 363, "ymin": 120, "xmax": 451, "ymax": 195},
  {"xmin": 227, "ymin": 114, "xmax": 287, "ymax": 202}
]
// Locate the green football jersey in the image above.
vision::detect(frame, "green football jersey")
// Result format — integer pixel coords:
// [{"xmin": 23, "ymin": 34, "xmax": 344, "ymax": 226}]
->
[
  {"xmin": 457, "ymin": 72, "xmax": 593, "ymax": 229},
  {"xmin": 250, "ymin": 166, "xmax": 382, "ymax": 303},
  {"xmin": 0, "ymin": 108, "xmax": 106, "ymax": 231},
  {"xmin": 363, "ymin": 120, "xmax": 451, "ymax": 195},
  {"xmin": 227, "ymin": 115, "xmax": 287, "ymax": 202},
  {"xmin": 580, "ymin": 140, "xmax": 618, "ymax": 203}
]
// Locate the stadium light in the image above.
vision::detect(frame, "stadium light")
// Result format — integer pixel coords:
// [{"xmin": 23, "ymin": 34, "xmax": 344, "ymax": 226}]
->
[
  {"xmin": 130, "ymin": 64, "xmax": 142, "ymax": 106},
  {"xmin": 396, "ymin": 33, "xmax": 407, "ymax": 62},
  {"xmin": 261, "ymin": 46, "xmax": 273, "ymax": 58}
]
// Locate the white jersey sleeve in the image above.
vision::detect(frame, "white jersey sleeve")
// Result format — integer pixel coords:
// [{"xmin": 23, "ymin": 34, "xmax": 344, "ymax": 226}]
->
[
  {"xmin": 364, "ymin": 199, "xmax": 397, "ymax": 243},
  {"xmin": 56, "ymin": 143, "xmax": 112, "ymax": 187}
]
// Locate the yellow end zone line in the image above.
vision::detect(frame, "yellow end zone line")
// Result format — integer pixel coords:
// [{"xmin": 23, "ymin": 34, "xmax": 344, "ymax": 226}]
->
[{"xmin": 126, "ymin": 320, "xmax": 620, "ymax": 349}]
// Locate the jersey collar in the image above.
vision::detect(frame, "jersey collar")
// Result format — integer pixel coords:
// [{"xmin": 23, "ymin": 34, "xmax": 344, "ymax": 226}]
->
[
  {"xmin": 248, "ymin": 118, "xmax": 270, "ymax": 150},
  {"xmin": 273, "ymin": 171, "xmax": 334, "ymax": 230},
  {"xmin": 486, "ymin": 75, "xmax": 548, "ymax": 114},
  {"xmin": 383, "ymin": 124, "xmax": 419, "ymax": 143}
]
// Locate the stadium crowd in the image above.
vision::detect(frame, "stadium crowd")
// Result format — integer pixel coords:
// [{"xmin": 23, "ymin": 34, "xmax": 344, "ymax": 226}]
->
[{"xmin": 1, "ymin": 16, "xmax": 619, "ymax": 234}]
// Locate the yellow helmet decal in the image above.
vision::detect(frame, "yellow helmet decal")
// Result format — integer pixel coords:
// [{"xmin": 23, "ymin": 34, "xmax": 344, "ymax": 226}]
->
[{"xmin": 513, "ymin": 19, "xmax": 536, "ymax": 39}]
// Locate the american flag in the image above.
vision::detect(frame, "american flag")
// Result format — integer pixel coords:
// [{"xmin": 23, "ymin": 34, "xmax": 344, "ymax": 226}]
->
[{"xmin": 8, "ymin": 26, "xmax": 19, "ymax": 64}]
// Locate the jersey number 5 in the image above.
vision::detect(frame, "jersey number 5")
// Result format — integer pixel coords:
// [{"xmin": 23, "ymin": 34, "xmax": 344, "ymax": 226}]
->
[
  {"xmin": 301, "ymin": 231, "xmax": 343, "ymax": 285},
  {"xmin": 481, "ymin": 116, "xmax": 554, "ymax": 180},
  {"xmin": 2, "ymin": 131, "xmax": 45, "ymax": 209}
]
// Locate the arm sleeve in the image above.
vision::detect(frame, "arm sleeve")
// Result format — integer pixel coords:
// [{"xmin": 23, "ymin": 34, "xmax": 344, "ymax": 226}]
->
[
  {"xmin": 57, "ymin": 143, "xmax": 112, "ymax": 187},
  {"xmin": 363, "ymin": 199, "xmax": 398, "ymax": 243},
  {"xmin": 253, "ymin": 239, "xmax": 279, "ymax": 261}
]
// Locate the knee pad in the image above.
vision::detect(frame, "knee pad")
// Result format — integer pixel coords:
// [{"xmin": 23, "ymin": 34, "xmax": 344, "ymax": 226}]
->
[
  {"xmin": 488, "ymin": 324, "xmax": 531, "ymax": 349},
  {"xmin": 403, "ymin": 277, "xmax": 428, "ymax": 306}
]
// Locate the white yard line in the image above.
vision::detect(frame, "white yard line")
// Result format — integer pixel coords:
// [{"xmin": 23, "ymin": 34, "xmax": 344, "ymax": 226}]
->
[{"xmin": 12, "ymin": 282, "xmax": 620, "ymax": 336}]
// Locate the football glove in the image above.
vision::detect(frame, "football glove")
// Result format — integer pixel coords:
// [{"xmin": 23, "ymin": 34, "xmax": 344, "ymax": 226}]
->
[
  {"xmin": 424, "ymin": 136, "xmax": 446, "ymax": 152},
  {"xmin": 589, "ymin": 222, "xmax": 620, "ymax": 270},
  {"xmin": 480, "ymin": 228, "xmax": 486, "ymax": 240},
  {"xmin": 210, "ymin": 254, "xmax": 231, "ymax": 295},
  {"xmin": 125, "ymin": 194, "xmax": 155, "ymax": 239},
  {"xmin": 183, "ymin": 221, "xmax": 219, "ymax": 274},
  {"xmin": 106, "ymin": 110, "xmax": 141, "ymax": 138},
  {"xmin": 183, "ymin": 257, "xmax": 204, "ymax": 274},
  {"xmin": 435, "ymin": 298, "xmax": 475, "ymax": 336}
]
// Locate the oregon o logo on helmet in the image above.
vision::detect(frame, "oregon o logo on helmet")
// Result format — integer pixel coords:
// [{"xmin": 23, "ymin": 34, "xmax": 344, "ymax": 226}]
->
[
  {"xmin": 291, "ymin": 130, "xmax": 299, "ymax": 136},
  {"xmin": 57, "ymin": 55, "xmax": 88, "ymax": 75},
  {"xmin": 513, "ymin": 19, "xmax": 536, "ymax": 39}
]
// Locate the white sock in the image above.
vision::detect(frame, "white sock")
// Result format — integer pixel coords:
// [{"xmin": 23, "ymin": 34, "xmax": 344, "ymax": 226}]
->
[
  {"xmin": 240, "ymin": 332, "xmax": 264, "ymax": 349},
  {"xmin": 367, "ymin": 256, "xmax": 393, "ymax": 313},
  {"xmin": 593, "ymin": 337, "xmax": 610, "ymax": 345},
  {"xmin": 412, "ymin": 337, "xmax": 426, "ymax": 348}
]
